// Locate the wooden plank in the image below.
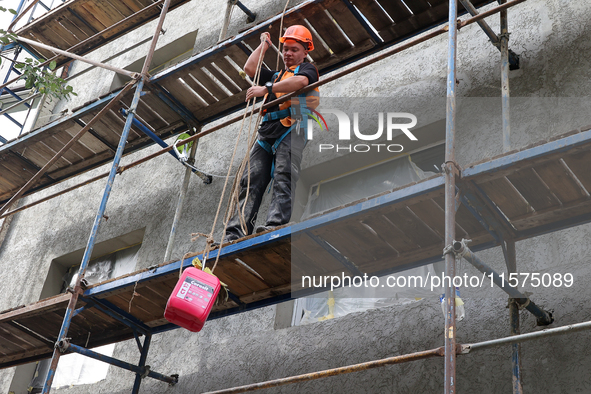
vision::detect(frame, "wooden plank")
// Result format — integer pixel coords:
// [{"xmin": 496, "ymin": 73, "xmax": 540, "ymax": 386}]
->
[
  {"xmin": 2, "ymin": 322, "xmax": 52, "ymax": 349},
  {"xmin": 47, "ymin": 150, "xmax": 113, "ymax": 180},
  {"xmin": 39, "ymin": 20, "xmax": 79, "ymax": 49},
  {"xmin": 105, "ymin": 293, "xmax": 157, "ymax": 323},
  {"xmin": 506, "ymin": 168, "xmax": 560, "ymax": 211},
  {"xmin": 478, "ymin": 177, "xmax": 532, "ymax": 219},
  {"xmin": 351, "ymin": 0, "xmax": 394, "ymax": 42},
  {"xmin": 57, "ymin": 14, "xmax": 92, "ymax": 40},
  {"xmin": 381, "ymin": 205, "xmax": 442, "ymax": 248},
  {"xmin": 103, "ymin": 0, "xmax": 135, "ymax": 19},
  {"xmin": 305, "ymin": 9, "xmax": 351, "ymax": 54},
  {"xmin": 40, "ymin": 135, "xmax": 83, "ymax": 164},
  {"xmin": 311, "ymin": 219, "xmax": 396, "ymax": 268},
  {"xmin": 197, "ymin": 90, "xmax": 246, "ymax": 121},
  {"xmin": 375, "ymin": 0, "xmax": 412, "ymax": 24},
  {"xmin": 203, "ymin": 62, "xmax": 242, "ymax": 95},
  {"xmin": 79, "ymin": 113, "xmax": 123, "ymax": 147},
  {"xmin": 234, "ymin": 247, "xmax": 291, "ymax": 288},
  {"xmin": 174, "ymin": 69, "xmax": 217, "ymax": 105},
  {"xmin": 160, "ymin": 76, "xmax": 206, "ymax": 116},
  {"xmin": 213, "ymin": 258, "xmax": 271, "ymax": 295},
  {"xmin": 185, "ymin": 66, "xmax": 230, "ymax": 101},
  {"xmin": 140, "ymin": 91, "xmax": 182, "ymax": 124},
  {"xmin": 25, "ymin": 31, "xmax": 58, "ymax": 59},
  {"xmin": 433, "ymin": 195, "xmax": 485, "ymax": 237},
  {"xmin": 562, "ymin": 151, "xmax": 591, "ymax": 193},
  {"xmin": 224, "ymin": 45, "xmax": 250, "ymax": 71},
  {"xmin": 324, "ymin": 0, "xmax": 372, "ymax": 45},
  {"xmin": 406, "ymin": 199, "xmax": 448, "ymax": 240},
  {"xmin": 69, "ymin": 1, "xmax": 107, "ymax": 31},
  {"xmin": 534, "ymin": 160, "xmax": 588, "ymax": 204},
  {"xmin": 79, "ymin": 0, "xmax": 121, "ymax": 28},
  {"xmin": 63, "ymin": 124, "xmax": 108, "ymax": 153},
  {"xmin": 120, "ymin": 0, "xmax": 144, "ymax": 12},
  {"xmin": 208, "ymin": 52, "xmax": 251, "ymax": 91},
  {"xmin": 0, "ymin": 158, "xmax": 39, "ymax": 189},
  {"xmin": 404, "ymin": 0, "xmax": 432, "ymax": 15},
  {"xmin": 291, "ymin": 232, "xmax": 347, "ymax": 274},
  {"xmin": 513, "ymin": 197, "xmax": 591, "ymax": 233},
  {"xmin": 61, "ymin": 9, "xmax": 97, "ymax": 37},
  {"xmin": 359, "ymin": 213, "xmax": 420, "ymax": 254}
]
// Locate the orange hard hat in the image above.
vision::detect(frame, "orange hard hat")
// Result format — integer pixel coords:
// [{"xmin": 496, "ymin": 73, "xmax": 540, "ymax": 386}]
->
[{"xmin": 280, "ymin": 25, "xmax": 314, "ymax": 51}]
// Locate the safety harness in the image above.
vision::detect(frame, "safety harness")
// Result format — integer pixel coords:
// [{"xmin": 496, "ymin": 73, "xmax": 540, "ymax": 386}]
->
[{"xmin": 257, "ymin": 64, "xmax": 319, "ymax": 179}]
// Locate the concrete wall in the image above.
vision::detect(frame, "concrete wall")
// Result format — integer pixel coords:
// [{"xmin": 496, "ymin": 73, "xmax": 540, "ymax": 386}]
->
[{"xmin": 1, "ymin": 0, "xmax": 591, "ymax": 392}]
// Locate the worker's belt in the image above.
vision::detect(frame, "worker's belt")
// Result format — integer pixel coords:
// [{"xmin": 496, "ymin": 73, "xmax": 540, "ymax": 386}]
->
[{"xmin": 262, "ymin": 108, "xmax": 291, "ymax": 122}]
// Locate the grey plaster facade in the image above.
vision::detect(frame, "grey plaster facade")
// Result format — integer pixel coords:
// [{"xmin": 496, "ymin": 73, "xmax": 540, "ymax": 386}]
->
[{"xmin": 1, "ymin": 0, "xmax": 591, "ymax": 393}]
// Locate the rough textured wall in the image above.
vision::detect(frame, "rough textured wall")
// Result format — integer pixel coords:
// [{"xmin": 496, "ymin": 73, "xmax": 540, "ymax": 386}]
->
[{"xmin": 1, "ymin": 0, "xmax": 591, "ymax": 393}]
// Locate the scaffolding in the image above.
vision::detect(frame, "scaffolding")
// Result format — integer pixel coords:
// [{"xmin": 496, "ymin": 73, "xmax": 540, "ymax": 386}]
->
[{"xmin": 0, "ymin": 0, "xmax": 590, "ymax": 393}]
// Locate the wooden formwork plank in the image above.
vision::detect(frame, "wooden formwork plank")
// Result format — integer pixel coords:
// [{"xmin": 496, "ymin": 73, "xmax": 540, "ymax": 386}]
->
[
  {"xmin": 40, "ymin": 135, "xmax": 83, "ymax": 164},
  {"xmin": 351, "ymin": 0, "xmax": 393, "ymax": 36},
  {"xmin": 0, "ymin": 154, "xmax": 45, "ymax": 187},
  {"xmin": 175, "ymin": 68, "xmax": 218, "ymax": 105},
  {"xmin": 186, "ymin": 65, "xmax": 231, "ymax": 102},
  {"xmin": 105, "ymin": 293, "xmax": 157, "ymax": 324},
  {"xmin": 197, "ymin": 90, "xmax": 245, "ymax": 121},
  {"xmin": 291, "ymin": 231, "xmax": 347, "ymax": 274},
  {"xmin": 208, "ymin": 51, "xmax": 252, "ymax": 91},
  {"xmin": 432, "ymin": 195, "xmax": 486, "ymax": 237},
  {"xmin": 358, "ymin": 213, "xmax": 419, "ymax": 254},
  {"xmin": 140, "ymin": 91, "xmax": 182, "ymax": 124},
  {"xmin": 478, "ymin": 177, "xmax": 532, "ymax": 219},
  {"xmin": 78, "ymin": 0, "xmax": 120, "ymax": 29},
  {"xmin": 324, "ymin": 0, "xmax": 373, "ymax": 45},
  {"xmin": 506, "ymin": 168, "xmax": 559, "ymax": 211},
  {"xmin": 233, "ymin": 247, "xmax": 292, "ymax": 288},
  {"xmin": 39, "ymin": 19, "xmax": 79, "ymax": 49},
  {"xmin": 305, "ymin": 8, "xmax": 352, "ymax": 54},
  {"xmin": 102, "ymin": 0, "xmax": 135, "ymax": 19},
  {"xmin": 224, "ymin": 45, "xmax": 250, "ymax": 71},
  {"xmin": 202, "ymin": 61, "xmax": 242, "ymax": 95},
  {"xmin": 375, "ymin": 0, "xmax": 413, "ymax": 23},
  {"xmin": 562, "ymin": 151, "xmax": 591, "ymax": 193},
  {"xmin": 68, "ymin": 1, "xmax": 107, "ymax": 31},
  {"xmin": 381, "ymin": 205, "xmax": 442, "ymax": 248},
  {"xmin": 57, "ymin": 11, "xmax": 95, "ymax": 38},
  {"xmin": 534, "ymin": 160, "xmax": 589, "ymax": 205},
  {"xmin": 404, "ymin": 0, "xmax": 432, "ymax": 15},
  {"xmin": 24, "ymin": 30, "xmax": 57, "ymax": 59},
  {"xmin": 214, "ymin": 258, "xmax": 271, "ymax": 296},
  {"xmin": 0, "ymin": 322, "xmax": 50, "ymax": 350},
  {"xmin": 9, "ymin": 144, "xmax": 59, "ymax": 173}
]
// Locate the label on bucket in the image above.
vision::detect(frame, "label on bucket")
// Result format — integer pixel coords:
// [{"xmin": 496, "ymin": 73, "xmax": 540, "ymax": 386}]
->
[{"xmin": 175, "ymin": 276, "xmax": 215, "ymax": 308}]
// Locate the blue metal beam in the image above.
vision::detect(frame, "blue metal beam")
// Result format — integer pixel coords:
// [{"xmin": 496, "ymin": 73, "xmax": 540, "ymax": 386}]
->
[
  {"xmin": 463, "ymin": 128, "xmax": 591, "ymax": 179},
  {"xmin": 85, "ymin": 175, "xmax": 446, "ymax": 296},
  {"xmin": 64, "ymin": 342, "xmax": 177, "ymax": 385},
  {"xmin": 147, "ymin": 83, "xmax": 201, "ymax": 129},
  {"xmin": 0, "ymin": 88, "xmax": 126, "ymax": 153}
]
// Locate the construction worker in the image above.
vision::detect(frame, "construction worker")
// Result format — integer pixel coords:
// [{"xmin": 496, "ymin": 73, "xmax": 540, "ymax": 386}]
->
[{"xmin": 224, "ymin": 25, "xmax": 319, "ymax": 242}]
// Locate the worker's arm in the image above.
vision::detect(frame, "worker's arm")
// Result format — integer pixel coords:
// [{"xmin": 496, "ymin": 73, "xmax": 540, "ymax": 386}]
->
[
  {"xmin": 244, "ymin": 32, "xmax": 272, "ymax": 78},
  {"xmin": 245, "ymin": 75, "xmax": 309, "ymax": 102}
]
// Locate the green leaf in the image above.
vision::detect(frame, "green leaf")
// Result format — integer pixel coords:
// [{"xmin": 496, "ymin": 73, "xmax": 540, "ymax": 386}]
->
[
  {"xmin": 14, "ymin": 63, "xmax": 24, "ymax": 69},
  {"xmin": 9, "ymin": 9, "xmax": 17, "ymax": 15},
  {"xmin": 49, "ymin": 60, "xmax": 57, "ymax": 70}
]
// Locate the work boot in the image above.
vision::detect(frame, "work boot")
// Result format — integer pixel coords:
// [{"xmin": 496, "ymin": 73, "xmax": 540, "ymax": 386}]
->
[
  {"xmin": 211, "ymin": 234, "xmax": 240, "ymax": 248},
  {"xmin": 255, "ymin": 225, "xmax": 277, "ymax": 234}
]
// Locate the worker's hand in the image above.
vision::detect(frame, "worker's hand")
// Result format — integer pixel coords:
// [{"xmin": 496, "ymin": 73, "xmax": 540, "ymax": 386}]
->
[
  {"xmin": 260, "ymin": 32, "xmax": 272, "ymax": 50},
  {"xmin": 245, "ymin": 86, "xmax": 267, "ymax": 102}
]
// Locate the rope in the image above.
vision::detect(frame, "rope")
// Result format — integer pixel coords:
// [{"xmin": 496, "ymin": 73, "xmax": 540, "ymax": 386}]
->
[{"xmin": 198, "ymin": 35, "xmax": 268, "ymax": 273}]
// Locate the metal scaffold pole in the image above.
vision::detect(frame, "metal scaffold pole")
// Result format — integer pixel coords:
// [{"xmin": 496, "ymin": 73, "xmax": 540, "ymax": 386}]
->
[
  {"xmin": 443, "ymin": 0, "xmax": 459, "ymax": 392},
  {"xmin": 40, "ymin": 0, "xmax": 175, "ymax": 392}
]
